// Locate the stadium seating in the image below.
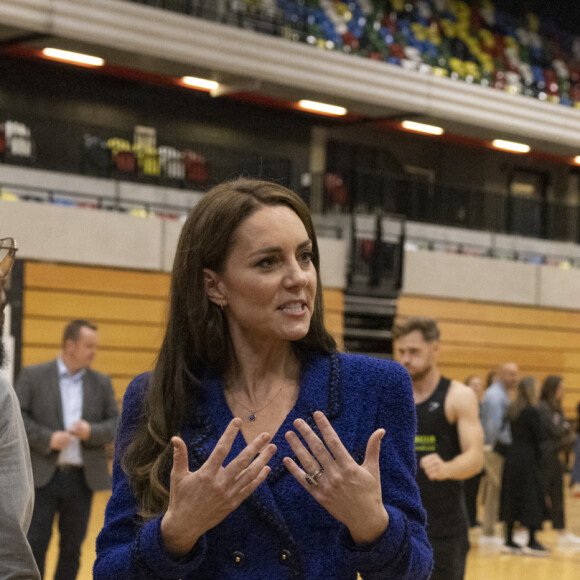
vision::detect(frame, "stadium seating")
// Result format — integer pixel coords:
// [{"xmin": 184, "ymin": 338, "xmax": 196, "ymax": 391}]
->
[{"xmin": 125, "ymin": 0, "xmax": 580, "ymax": 109}]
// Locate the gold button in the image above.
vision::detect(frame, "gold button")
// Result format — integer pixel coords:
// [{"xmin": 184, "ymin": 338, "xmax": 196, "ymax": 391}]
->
[{"xmin": 235, "ymin": 557, "xmax": 241, "ymax": 563}]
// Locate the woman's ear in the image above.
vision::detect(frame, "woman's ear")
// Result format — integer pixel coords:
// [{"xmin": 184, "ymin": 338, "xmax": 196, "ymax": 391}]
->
[{"xmin": 203, "ymin": 268, "xmax": 226, "ymax": 307}]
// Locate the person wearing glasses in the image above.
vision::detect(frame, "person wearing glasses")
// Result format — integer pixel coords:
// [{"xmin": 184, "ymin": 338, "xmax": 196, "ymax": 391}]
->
[
  {"xmin": 15, "ymin": 317, "xmax": 119, "ymax": 580},
  {"xmin": 94, "ymin": 178, "xmax": 433, "ymax": 579},
  {"xmin": 0, "ymin": 237, "xmax": 41, "ymax": 579}
]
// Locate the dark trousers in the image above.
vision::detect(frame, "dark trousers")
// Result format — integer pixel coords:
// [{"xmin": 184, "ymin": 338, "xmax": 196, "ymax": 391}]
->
[
  {"xmin": 27, "ymin": 467, "xmax": 93, "ymax": 580},
  {"xmin": 464, "ymin": 471, "xmax": 483, "ymax": 526},
  {"xmin": 428, "ymin": 529, "xmax": 470, "ymax": 580},
  {"xmin": 544, "ymin": 461, "xmax": 565, "ymax": 530}
]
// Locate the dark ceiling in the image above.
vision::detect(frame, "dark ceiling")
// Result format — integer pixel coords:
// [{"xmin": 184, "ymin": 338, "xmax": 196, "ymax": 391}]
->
[{"xmin": 500, "ymin": 0, "xmax": 580, "ymax": 37}]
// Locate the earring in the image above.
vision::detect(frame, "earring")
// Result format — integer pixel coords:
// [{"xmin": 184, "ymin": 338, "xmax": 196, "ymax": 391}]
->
[{"xmin": 220, "ymin": 302, "xmax": 224, "ymax": 311}]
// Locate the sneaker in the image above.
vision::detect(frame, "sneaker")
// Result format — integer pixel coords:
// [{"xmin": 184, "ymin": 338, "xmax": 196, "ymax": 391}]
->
[
  {"xmin": 501, "ymin": 541, "xmax": 523, "ymax": 555},
  {"xmin": 523, "ymin": 541, "xmax": 551, "ymax": 557},
  {"xmin": 558, "ymin": 532, "xmax": 580, "ymax": 546},
  {"xmin": 513, "ymin": 529, "xmax": 529, "ymax": 545}
]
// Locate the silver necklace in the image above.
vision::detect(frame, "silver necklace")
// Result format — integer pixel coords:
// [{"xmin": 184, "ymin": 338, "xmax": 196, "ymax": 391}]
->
[{"xmin": 228, "ymin": 382, "xmax": 287, "ymax": 422}]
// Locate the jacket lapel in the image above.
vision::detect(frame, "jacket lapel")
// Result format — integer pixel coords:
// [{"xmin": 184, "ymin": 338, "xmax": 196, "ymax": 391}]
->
[{"xmin": 183, "ymin": 352, "xmax": 342, "ymax": 514}]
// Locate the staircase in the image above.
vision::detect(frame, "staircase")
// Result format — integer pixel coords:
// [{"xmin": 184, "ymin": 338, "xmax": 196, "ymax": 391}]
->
[{"xmin": 342, "ymin": 295, "xmax": 397, "ymax": 358}]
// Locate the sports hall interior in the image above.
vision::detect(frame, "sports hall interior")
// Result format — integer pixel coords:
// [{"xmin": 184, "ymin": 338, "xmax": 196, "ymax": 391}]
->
[{"xmin": 1, "ymin": 1, "xmax": 580, "ymax": 578}]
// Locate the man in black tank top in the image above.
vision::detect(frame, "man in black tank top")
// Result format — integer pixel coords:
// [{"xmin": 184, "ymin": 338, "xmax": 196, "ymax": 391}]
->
[{"xmin": 393, "ymin": 317, "xmax": 484, "ymax": 580}]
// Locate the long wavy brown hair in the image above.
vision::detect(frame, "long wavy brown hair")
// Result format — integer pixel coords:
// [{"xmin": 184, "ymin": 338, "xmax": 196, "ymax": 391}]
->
[
  {"xmin": 507, "ymin": 376, "xmax": 537, "ymax": 422},
  {"xmin": 540, "ymin": 375, "xmax": 563, "ymax": 412},
  {"xmin": 122, "ymin": 178, "xmax": 336, "ymax": 519}
]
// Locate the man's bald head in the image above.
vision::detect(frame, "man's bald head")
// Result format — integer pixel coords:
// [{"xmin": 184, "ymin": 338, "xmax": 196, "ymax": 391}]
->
[{"xmin": 498, "ymin": 362, "xmax": 519, "ymax": 390}]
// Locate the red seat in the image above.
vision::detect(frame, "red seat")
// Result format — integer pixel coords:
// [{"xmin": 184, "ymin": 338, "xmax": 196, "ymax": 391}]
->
[{"xmin": 182, "ymin": 150, "xmax": 208, "ymax": 184}]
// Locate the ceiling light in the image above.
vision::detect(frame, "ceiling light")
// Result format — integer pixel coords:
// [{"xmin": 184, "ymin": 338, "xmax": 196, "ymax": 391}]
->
[
  {"xmin": 298, "ymin": 100, "xmax": 347, "ymax": 116},
  {"xmin": 181, "ymin": 76, "xmax": 219, "ymax": 91},
  {"xmin": 574, "ymin": 156, "xmax": 580, "ymax": 165},
  {"xmin": 42, "ymin": 48, "xmax": 104, "ymax": 67},
  {"xmin": 492, "ymin": 139, "xmax": 530, "ymax": 153},
  {"xmin": 401, "ymin": 120, "xmax": 444, "ymax": 135}
]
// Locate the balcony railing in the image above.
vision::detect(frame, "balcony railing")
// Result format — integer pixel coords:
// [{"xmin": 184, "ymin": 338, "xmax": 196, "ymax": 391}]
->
[{"xmin": 313, "ymin": 170, "xmax": 580, "ymax": 244}]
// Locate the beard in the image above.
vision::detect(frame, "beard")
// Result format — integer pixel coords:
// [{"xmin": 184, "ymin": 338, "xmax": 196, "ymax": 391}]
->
[{"xmin": 409, "ymin": 364, "xmax": 432, "ymax": 383}]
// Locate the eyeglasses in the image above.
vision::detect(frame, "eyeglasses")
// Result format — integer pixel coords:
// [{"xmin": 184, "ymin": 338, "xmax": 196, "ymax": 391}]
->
[{"xmin": 0, "ymin": 238, "xmax": 18, "ymax": 280}]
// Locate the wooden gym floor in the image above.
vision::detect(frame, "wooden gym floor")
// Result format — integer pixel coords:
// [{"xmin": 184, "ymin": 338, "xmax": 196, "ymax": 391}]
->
[{"xmin": 45, "ymin": 477, "xmax": 580, "ymax": 579}]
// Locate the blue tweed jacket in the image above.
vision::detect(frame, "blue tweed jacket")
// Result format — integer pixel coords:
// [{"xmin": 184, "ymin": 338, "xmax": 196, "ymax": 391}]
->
[{"xmin": 94, "ymin": 352, "xmax": 433, "ymax": 579}]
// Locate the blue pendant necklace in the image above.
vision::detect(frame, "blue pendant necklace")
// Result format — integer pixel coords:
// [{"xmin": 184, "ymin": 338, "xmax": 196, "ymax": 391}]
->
[{"xmin": 228, "ymin": 382, "xmax": 287, "ymax": 422}]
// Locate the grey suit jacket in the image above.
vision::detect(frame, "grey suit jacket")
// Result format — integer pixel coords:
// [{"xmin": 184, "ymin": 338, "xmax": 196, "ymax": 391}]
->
[
  {"xmin": 15, "ymin": 360, "xmax": 119, "ymax": 491},
  {"xmin": 0, "ymin": 374, "xmax": 40, "ymax": 579}
]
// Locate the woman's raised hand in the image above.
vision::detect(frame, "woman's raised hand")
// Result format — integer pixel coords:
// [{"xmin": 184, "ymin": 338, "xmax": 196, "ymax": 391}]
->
[
  {"xmin": 283, "ymin": 411, "xmax": 389, "ymax": 545},
  {"xmin": 161, "ymin": 418, "xmax": 276, "ymax": 556}
]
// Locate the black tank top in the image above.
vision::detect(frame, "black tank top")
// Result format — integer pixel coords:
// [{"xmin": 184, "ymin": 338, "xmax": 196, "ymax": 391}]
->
[{"xmin": 415, "ymin": 377, "xmax": 468, "ymax": 536}]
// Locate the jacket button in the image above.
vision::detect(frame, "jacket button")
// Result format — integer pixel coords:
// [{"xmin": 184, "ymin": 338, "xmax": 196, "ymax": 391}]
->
[
  {"xmin": 232, "ymin": 551, "xmax": 245, "ymax": 567},
  {"xmin": 280, "ymin": 549, "xmax": 292, "ymax": 565}
]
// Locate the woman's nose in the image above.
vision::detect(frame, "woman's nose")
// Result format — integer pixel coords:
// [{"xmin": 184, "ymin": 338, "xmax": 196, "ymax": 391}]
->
[{"xmin": 283, "ymin": 259, "xmax": 308, "ymax": 288}]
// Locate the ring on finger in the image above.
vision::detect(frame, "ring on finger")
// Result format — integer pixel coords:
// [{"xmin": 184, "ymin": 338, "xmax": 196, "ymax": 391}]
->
[{"xmin": 305, "ymin": 467, "xmax": 324, "ymax": 486}]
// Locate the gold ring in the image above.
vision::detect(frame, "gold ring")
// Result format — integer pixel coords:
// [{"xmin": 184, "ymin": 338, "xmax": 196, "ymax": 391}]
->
[{"xmin": 305, "ymin": 467, "xmax": 324, "ymax": 485}]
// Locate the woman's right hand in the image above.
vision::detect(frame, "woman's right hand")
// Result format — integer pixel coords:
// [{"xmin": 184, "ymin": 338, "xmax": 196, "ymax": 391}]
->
[{"xmin": 160, "ymin": 418, "xmax": 276, "ymax": 557}]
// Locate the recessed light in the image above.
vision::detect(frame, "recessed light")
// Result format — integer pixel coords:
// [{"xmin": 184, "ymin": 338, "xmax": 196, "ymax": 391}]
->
[
  {"xmin": 181, "ymin": 76, "xmax": 219, "ymax": 91},
  {"xmin": 401, "ymin": 120, "xmax": 444, "ymax": 135},
  {"xmin": 297, "ymin": 100, "xmax": 347, "ymax": 116},
  {"xmin": 42, "ymin": 48, "xmax": 104, "ymax": 67},
  {"xmin": 491, "ymin": 139, "xmax": 530, "ymax": 153}
]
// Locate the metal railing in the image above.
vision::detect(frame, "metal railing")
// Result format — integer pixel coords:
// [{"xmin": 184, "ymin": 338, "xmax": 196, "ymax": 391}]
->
[{"xmin": 313, "ymin": 169, "xmax": 580, "ymax": 243}]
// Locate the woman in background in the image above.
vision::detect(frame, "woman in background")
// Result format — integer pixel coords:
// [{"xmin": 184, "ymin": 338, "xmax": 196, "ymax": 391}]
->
[
  {"xmin": 94, "ymin": 178, "xmax": 433, "ymax": 579},
  {"xmin": 538, "ymin": 376, "xmax": 580, "ymax": 546},
  {"xmin": 572, "ymin": 401, "xmax": 580, "ymax": 497},
  {"xmin": 500, "ymin": 377, "xmax": 548, "ymax": 556}
]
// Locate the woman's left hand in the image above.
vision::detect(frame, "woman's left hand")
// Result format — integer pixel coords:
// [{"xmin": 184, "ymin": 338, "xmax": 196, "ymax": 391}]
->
[{"xmin": 283, "ymin": 411, "xmax": 389, "ymax": 545}]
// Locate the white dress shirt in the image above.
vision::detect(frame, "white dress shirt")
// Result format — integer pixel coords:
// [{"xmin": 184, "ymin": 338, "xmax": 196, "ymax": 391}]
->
[{"xmin": 56, "ymin": 357, "xmax": 84, "ymax": 466}]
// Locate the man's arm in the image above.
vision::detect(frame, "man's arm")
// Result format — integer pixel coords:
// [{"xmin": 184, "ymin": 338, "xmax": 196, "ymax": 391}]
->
[
  {"xmin": 480, "ymin": 388, "xmax": 504, "ymax": 446},
  {"xmin": 419, "ymin": 381, "xmax": 484, "ymax": 481},
  {"xmin": 84, "ymin": 375, "xmax": 119, "ymax": 447},
  {"xmin": 14, "ymin": 367, "xmax": 55, "ymax": 455}
]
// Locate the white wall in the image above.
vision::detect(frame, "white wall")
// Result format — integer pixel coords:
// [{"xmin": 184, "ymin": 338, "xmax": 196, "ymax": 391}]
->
[
  {"xmin": 0, "ymin": 198, "xmax": 348, "ymax": 288},
  {"xmin": 402, "ymin": 249, "xmax": 580, "ymax": 310}
]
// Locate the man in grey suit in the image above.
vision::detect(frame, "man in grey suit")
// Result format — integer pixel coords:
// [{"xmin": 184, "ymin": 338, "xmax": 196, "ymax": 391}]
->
[
  {"xmin": 16, "ymin": 319, "xmax": 119, "ymax": 580},
  {"xmin": 1, "ymin": 236, "xmax": 40, "ymax": 579}
]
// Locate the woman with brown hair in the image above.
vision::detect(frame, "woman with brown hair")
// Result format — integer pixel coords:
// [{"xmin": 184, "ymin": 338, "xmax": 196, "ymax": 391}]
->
[
  {"xmin": 94, "ymin": 178, "xmax": 432, "ymax": 579},
  {"xmin": 500, "ymin": 377, "xmax": 548, "ymax": 556},
  {"xmin": 538, "ymin": 376, "xmax": 580, "ymax": 546}
]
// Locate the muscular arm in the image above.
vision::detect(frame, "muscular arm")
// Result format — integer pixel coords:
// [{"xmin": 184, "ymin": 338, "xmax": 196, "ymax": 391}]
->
[{"xmin": 420, "ymin": 381, "xmax": 484, "ymax": 481}]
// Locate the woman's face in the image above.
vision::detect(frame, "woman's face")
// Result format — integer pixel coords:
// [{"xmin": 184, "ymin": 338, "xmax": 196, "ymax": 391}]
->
[
  {"xmin": 207, "ymin": 205, "xmax": 317, "ymax": 347},
  {"xmin": 467, "ymin": 376, "xmax": 484, "ymax": 400},
  {"xmin": 555, "ymin": 382, "xmax": 564, "ymax": 401}
]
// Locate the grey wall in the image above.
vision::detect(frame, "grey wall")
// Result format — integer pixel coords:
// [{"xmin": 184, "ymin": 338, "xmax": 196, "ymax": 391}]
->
[
  {"xmin": 0, "ymin": 198, "xmax": 347, "ymax": 288},
  {"xmin": 402, "ymin": 249, "xmax": 580, "ymax": 310}
]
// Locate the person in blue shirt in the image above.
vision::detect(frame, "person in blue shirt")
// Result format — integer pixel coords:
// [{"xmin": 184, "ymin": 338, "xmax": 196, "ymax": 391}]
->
[
  {"xmin": 16, "ymin": 319, "xmax": 118, "ymax": 580},
  {"xmin": 480, "ymin": 362, "xmax": 518, "ymax": 542},
  {"xmin": 94, "ymin": 178, "xmax": 433, "ymax": 579}
]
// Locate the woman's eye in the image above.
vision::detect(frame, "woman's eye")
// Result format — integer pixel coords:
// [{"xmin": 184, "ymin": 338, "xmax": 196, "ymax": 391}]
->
[
  {"xmin": 257, "ymin": 257, "xmax": 276, "ymax": 268},
  {"xmin": 300, "ymin": 251, "xmax": 313, "ymax": 263}
]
